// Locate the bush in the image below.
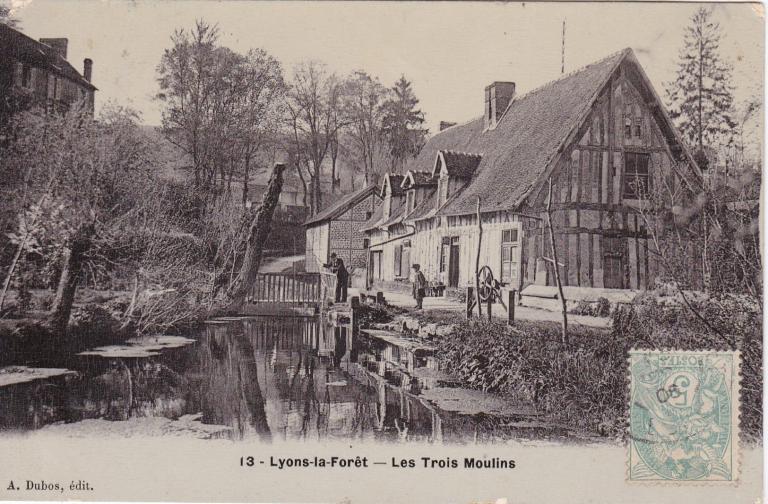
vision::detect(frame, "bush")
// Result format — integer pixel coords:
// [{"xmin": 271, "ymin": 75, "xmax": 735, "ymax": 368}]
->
[
  {"xmin": 16, "ymin": 284, "xmax": 32, "ymax": 316},
  {"xmin": 437, "ymin": 294, "xmax": 762, "ymax": 441},
  {"xmin": 355, "ymin": 302, "xmax": 406, "ymax": 328},
  {"xmin": 32, "ymin": 291, "xmax": 54, "ymax": 311},
  {"xmin": 569, "ymin": 296, "xmax": 611, "ymax": 317}
]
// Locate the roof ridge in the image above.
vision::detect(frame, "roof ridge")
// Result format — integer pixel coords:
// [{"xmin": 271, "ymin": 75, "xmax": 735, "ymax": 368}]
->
[
  {"xmin": 442, "ymin": 149, "xmax": 482, "ymax": 157},
  {"xmin": 495, "ymin": 47, "xmax": 631, "ymax": 124}
]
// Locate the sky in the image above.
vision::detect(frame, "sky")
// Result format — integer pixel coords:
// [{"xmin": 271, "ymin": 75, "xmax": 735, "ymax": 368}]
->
[{"xmin": 7, "ymin": 1, "xmax": 765, "ymax": 134}]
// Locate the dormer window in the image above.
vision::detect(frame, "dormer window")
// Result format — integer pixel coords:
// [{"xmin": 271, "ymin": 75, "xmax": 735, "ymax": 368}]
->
[{"xmin": 437, "ymin": 175, "xmax": 449, "ymax": 207}]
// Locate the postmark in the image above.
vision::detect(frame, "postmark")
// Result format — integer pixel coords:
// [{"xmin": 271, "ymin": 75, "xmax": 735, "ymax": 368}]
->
[{"xmin": 628, "ymin": 350, "xmax": 740, "ymax": 483}]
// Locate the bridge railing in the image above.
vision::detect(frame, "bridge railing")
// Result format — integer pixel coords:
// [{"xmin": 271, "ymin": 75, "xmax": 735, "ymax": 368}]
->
[{"xmin": 248, "ymin": 272, "xmax": 337, "ymax": 305}]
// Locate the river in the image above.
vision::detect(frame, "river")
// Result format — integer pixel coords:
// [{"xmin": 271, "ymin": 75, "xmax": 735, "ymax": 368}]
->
[{"xmin": 0, "ymin": 315, "xmax": 565, "ymax": 443}]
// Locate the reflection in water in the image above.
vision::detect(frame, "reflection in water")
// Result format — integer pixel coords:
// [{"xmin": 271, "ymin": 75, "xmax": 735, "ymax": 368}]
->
[{"xmin": 0, "ymin": 316, "xmax": 536, "ymax": 443}]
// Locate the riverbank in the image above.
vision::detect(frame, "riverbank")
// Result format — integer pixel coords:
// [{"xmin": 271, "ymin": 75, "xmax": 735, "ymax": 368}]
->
[{"xmin": 354, "ymin": 292, "xmax": 763, "ymax": 442}]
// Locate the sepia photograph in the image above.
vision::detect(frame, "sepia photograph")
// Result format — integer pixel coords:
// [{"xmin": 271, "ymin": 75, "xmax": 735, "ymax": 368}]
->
[{"xmin": 0, "ymin": 1, "xmax": 763, "ymax": 502}]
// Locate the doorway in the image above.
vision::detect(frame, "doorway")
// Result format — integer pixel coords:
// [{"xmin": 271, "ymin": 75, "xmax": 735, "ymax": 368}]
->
[
  {"xmin": 602, "ymin": 237, "xmax": 625, "ymax": 289},
  {"xmin": 448, "ymin": 237, "xmax": 460, "ymax": 287}
]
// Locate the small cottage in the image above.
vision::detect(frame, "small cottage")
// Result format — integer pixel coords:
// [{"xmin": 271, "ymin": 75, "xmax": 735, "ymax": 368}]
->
[{"xmin": 304, "ymin": 185, "xmax": 381, "ymax": 280}]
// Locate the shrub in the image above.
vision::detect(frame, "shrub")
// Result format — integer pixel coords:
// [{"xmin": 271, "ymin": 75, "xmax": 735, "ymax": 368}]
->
[
  {"xmin": 354, "ymin": 303, "xmax": 407, "ymax": 328},
  {"xmin": 569, "ymin": 296, "xmax": 611, "ymax": 317},
  {"xmin": 32, "ymin": 291, "xmax": 54, "ymax": 311},
  {"xmin": 16, "ymin": 284, "xmax": 32, "ymax": 316}
]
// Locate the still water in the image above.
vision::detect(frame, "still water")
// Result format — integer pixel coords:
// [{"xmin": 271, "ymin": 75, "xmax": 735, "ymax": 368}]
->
[{"xmin": 0, "ymin": 316, "xmax": 548, "ymax": 443}]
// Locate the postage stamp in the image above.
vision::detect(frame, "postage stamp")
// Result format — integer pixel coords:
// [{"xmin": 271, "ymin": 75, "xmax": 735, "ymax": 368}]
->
[{"xmin": 628, "ymin": 350, "xmax": 740, "ymax": 483}]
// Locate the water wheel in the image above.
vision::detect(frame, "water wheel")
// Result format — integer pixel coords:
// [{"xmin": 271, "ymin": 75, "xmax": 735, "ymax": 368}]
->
[{"xmin": 477, "ymin": 265, "xmax": 495, "ymax": 302}]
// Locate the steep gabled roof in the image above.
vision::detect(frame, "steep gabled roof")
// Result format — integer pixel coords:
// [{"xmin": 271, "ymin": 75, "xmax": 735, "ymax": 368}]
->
[
  {"xmin": 381, "ymin": 173, "xmax": 406, "ymax": 197},
  {"xmin": 404, "ymin": 48, "xmax": 637, "ymax": 216},
  {"xmin": 434, "ymin": 150, "xmax": 482, "ymax": 179},
  {"xmin": 0, "ymin": 24, "xmax": 97, "ymax": 91},
  {"xmin": 360, "ymin": 203, "xmax": 386, "ymax": 232},
  {"xmin": 405, "ymin": 189, "xmax": 438, "ymax": 221},
  {"xmin": 401, "ymin": 170, "xmax": 436, "ymax": 189},
  {"xmin": 379, "ymin": 201, "xmax": 408, "ymax": 228},
  {"xmin": 304, "ymin": 185, "xmax": 377, "ymax": 227}
]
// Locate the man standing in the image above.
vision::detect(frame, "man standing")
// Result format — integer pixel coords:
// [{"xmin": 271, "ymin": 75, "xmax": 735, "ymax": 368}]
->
[
  {"xmin": 411, "ymin": 263, "xmax": 426, "ymax": 310},
  {"xmin": 323, "ymin": 253, "xmax": 348, "ymax": 303}
]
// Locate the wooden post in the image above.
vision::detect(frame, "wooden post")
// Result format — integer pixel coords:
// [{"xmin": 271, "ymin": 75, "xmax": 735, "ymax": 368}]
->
[
  {"xmin": 474, "ymin": 198, "xmax": 483, "ymax": 318},
  {"xmin": 486, "ymin": 298, "xmax": 492, "ymax": 321},
  {"xmin": 508, "ymin": 290, "xmax": 515, "ymax": 325},
  {"xmin": 350, "ymin": 296, "xmax": 360, "ymax": 334},
  {"xmin": 466, "ymin": 286, "xmax": 474, "ymax": 319},
  {"xmin": 546, "ymin": 176, "xmax": 569, "ymax": 345}
]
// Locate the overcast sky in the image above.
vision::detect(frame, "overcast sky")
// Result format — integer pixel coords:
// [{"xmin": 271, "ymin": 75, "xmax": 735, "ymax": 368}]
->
[{"xmin": 9, "ymin": 1, "xmax": 765, "ymax": 133}]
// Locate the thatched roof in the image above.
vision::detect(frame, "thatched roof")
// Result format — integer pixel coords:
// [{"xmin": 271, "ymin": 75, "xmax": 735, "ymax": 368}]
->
[
  {"xmin": 404, "ymin": 48, "xmax": 632, "ymax": 216},
  {"xmin": 402, "ymin": 170, "xmax": 436, "ymax": 189}
]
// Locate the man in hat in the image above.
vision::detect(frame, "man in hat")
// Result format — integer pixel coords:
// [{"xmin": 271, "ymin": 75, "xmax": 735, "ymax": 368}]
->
[
  {"xmin": 411, "ymin": 263, "xmax": 427, "ymax": 310},
  {"xmin": 323, "ymin": 253, "xmax": 348, "ymax": 303}
]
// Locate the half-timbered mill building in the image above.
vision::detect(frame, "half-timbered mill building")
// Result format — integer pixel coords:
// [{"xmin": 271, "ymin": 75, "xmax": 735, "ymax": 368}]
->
[
  {"xmin": 304, "ymin": 185, "xmax": 381, "ymax": 277},
  {"xmin": 0, "ymin": 24, "xmax": 96, "ymax": 116},
  {"xmin": 362, "ymin": 48, "xmax": 701, "ymax": 296}
]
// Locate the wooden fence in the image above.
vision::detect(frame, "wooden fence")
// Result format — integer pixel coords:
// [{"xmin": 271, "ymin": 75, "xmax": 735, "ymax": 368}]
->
[{"xmin": 247, "ymin": 272, "xmax": 337, "ymax": 305}]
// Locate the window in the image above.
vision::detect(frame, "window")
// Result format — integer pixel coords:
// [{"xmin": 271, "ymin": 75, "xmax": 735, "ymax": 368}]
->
[
  {"xmin": 623, "ymin": 152, "xmax": 651, "ymax": 199},
  {"xmin": 365, "ymin": 211, "xmax": 372, "ymax": 220},
  {"xmin": 394, "ymin": 245, "xmax": 402, "ymax": 277},
  {"xmin": 438, "ymin": 177, "xmax": 449, "ymax": 207},
  {"xmin": 363, "ymin": 238, "xmax": 370, "ymax": 249},
  {"xmin": 634, "ymin": 118, "xmax": 642, "ymax": 138},
  {"xmin": 624, "ymin": 116, "xmax": 632, "ymax": 139},
  {"xmin": 439, "ymin": 237, "xmax": 450, "ymax": 272},
  {"xmin": 500, "ymin": 228, "xmax": 519, "ymax": 284},
  {"xmin": 21, "ymin": 65, "xmax": 32, "ymax": 88},
  {"xmin": 406, "ymin": 190, "xmax": 415, "ymax": 213}
]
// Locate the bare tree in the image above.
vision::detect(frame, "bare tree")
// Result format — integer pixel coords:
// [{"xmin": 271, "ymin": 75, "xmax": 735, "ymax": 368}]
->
[
  {"xmin": 343, "ymin": 71, "xmax": 388, "ymax": 186},
  {"xmin": 284, "ymin": 62, "xmax": 349, "ymax": 214},
  {"xmin": 157, "ymin": 21, "xmax": 285, "ymax": 210}
]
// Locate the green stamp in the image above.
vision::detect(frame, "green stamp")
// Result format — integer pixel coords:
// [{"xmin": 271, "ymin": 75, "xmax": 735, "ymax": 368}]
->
[{"xmin": 628, "ymin": 350, "xmax": 740, "ymax": 483}]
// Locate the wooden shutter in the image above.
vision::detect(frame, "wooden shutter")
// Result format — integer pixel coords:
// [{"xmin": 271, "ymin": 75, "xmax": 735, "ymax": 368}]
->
[{"xmin": 394, "ymin": 245, "xmax": 402, "ymax": 277}]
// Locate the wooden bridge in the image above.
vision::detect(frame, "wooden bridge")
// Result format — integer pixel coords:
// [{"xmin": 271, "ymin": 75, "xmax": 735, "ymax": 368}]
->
[{"xmin": 247, "ymin": 272, "xmax": 337, "ymax": 306}]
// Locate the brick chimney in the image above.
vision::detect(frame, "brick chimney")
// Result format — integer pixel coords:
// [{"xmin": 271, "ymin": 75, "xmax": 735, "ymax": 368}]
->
[
  {"xmin": 83, "ymin": 58, "xmax": 93, "ymax": 82},
  {"xmin": 483, "ymin": 81, "xmax": 515, "ymax": 130},
  {"xmin": 439, "ymin": 121, "xmax": 457, "ymax": 131},
  {"xmin": 39, "ymin": 38, "xmax": 68, "ymax": 59}
]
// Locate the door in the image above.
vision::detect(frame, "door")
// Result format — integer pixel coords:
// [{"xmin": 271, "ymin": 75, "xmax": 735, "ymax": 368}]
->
[
  {"xmin": 448, "ymin": 237, "xmax": 460, "ymax": 287},
  {"xmin": 603, "ymin": 238, "xmax": 625, "ymax": 289},
  {"xmin": 370, "ymin": 251, "xmax": 383, "ymax": 283}
]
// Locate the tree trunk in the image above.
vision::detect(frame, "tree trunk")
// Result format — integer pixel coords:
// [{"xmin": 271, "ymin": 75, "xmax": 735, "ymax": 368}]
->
[
  {"xmin": 242, "ymin": 154, "xmax": 251, "ymax": 206},
  {"xmin": 545, "ymin": 177, "xmax": 568, "ymax": 345},
  {"xmin": 225, "ymin": 163, "xmax": 285, "ymax": 307},
  {"xmin": 698, "ymin": 38, "xmax": 704, "ymax": 152},
  {"xmin": 312, "ymin": 174, "xmax": 322, "ymax": 215},
  {"xmin": 0, "ymin": 238, "xmax": 26, "ymax": 312},
  {"xmin": 49, "ymin": 224, "xmax": 94, "ymax": 334}
]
